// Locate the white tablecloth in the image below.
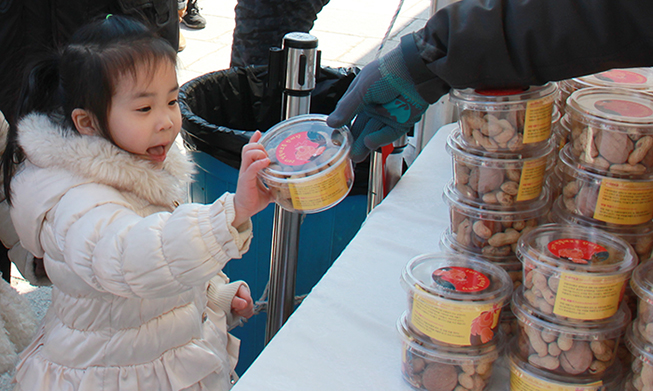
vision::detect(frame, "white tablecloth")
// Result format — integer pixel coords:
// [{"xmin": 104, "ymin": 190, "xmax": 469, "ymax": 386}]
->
[{"xmin": 232, "ymin": 123, "xmax": 509, "ymax": 391}]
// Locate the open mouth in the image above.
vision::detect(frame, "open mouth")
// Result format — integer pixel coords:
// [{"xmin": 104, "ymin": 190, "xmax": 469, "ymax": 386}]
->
[{"xmin": 146, "ymin": 144, "xmax": 168, "ymax": 162}]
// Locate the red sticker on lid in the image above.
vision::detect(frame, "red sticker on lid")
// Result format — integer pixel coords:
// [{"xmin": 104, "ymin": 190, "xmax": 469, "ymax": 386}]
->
[
  {"xmin": 548, "ymin": 238, "xmax": 609, "ymax": 265},
  {"xmin": 474, "ymin": 87, "xmax": 528, "ymax": 96},
  {"xmin": 276, "ymin": 131, "xmax": 327, "ymax": 166},
  {"xmin": 431, "ymin": 267, "xmax": 490, "ymax": 293},
  {"xmin": 594, "ymin": 99, "xmax": 653, "ymax": 118},
  {"xmin": 595, "ymin": 69, "xmax": 647, "ymax": 85}
]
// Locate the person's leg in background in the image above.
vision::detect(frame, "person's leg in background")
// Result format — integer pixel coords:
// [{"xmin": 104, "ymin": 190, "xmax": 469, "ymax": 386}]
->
[
  {"xmin": 181, "ymin": 0, "xmax": 205, "ymax": 29},
  {"xmin": 230, "ymin": 0, "xmax": 330, "ymax": 68},
  {"xmin": 178, "ymin": 0, "xmax": 186, "ymax": 51}
]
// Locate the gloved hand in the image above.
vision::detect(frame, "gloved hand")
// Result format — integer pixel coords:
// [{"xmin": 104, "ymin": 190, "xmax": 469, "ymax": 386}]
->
[{"xmin": 326, "ymin": 46, "xmax": 428, "ymax": 162}]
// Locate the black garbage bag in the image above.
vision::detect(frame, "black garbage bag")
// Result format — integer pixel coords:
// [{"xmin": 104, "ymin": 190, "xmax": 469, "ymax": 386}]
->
[{"xmin": 179, "ymin": 65, "xmax": 370, "ymax": 196}]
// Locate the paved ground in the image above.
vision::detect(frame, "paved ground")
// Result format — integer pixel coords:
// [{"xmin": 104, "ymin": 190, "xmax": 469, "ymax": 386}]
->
[{"xmin": 1, "ymin": 0, "xmax": 429, "ymax": 388}]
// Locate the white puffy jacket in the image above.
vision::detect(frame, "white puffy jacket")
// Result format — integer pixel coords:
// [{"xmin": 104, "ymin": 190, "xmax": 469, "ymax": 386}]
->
[{"xmin": 10, "ymin": 113, "xmax": 253, "ymax": 391}]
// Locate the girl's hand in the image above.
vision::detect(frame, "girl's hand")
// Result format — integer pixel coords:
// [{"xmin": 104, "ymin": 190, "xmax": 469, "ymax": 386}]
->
[
  {"xmin": 231, "ymin": 284, "xmax": 254, "ymax": 319},
  {"xmin": 233, "ymin": 131, "xmax": 273, "ymax": 228}
]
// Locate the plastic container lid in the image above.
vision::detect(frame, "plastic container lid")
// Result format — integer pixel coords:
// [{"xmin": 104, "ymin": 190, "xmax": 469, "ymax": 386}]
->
[
  {"xmin": 625, "ymin": 321, "xmax": 653, "ymax": 365},
  {"xmin": 631, "ymin": 261, "xmax": 653, "ymax": 306},
  {"xmin": 512, "ymin": 286, "xmax": 631, "ymax": 340},
  {"xmin": 440, "ymin": 228, "xmax": 519, "ymax": 264},
  {"xmin": 450, "ymin": 83, "xmax": 558, "ymax": 106},
  {"xmin": 443, "ymin": 180, "xmax": 551, "ymax": 217},
  {"xmin": 566, "ymin": 87, "xmax": 653, "ymax": 130},
  {"xmin": 573, "ymin": 68, "xmax": 653, "ymax": 91},
  {"xmin": 397, "ymin": 311, "xmax": 503, "ymax": 363},
  {"xmin": 517, "ymin": 223, "xmax": 638, "ymax": 275},
  {"xmin": 259, "ymin": 114, "xmax": 351, "ymax": 177},
  {"xmin": 447, "ymin": 126, "xmax": 556, "ymax": 161},
  {"xmin": 400, "ymin": 253, "xmax": 513, "ymax": 303}
]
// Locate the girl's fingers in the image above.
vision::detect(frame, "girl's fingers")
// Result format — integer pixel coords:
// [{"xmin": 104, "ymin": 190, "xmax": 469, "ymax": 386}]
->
[{"xmin": 250, "ymin": 130, "xmax": 262, "ymax": 143}]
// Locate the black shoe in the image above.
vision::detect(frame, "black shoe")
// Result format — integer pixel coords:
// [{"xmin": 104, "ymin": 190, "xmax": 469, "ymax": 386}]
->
[{"xmin": 182, "ymin": 1, "xmax": 206, "ymax": 29}]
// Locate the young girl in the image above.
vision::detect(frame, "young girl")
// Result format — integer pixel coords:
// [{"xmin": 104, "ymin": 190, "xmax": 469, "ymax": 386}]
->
[{"xmin": 1, "ymin": 15, "xmax": 272, "ymax": 391}]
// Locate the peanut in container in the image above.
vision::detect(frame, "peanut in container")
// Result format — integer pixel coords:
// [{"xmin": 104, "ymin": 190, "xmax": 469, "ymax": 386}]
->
[
  {"xmin": 400, "ymin": 253, "xmax": 512, "ymax": 347},
  {"xmin": 517, "ymin": 224, "xmax": 637, "ymax": 322},
  {"xmin": 450, "ymin": 83, "xmax": 558, "ymax": 155},
  {"xmin": 566, "ymin": 87, "xmax": 653, "ymax": 177},
  {"xmin": 397, "ymin": 312, "xmax": 503, "ymax": 391},
  {"xmin": 512, "ymin": 286, "xmax": 630, "ymax": 377},
  {"xmin": 257, "ymin": 114, "xmax": 354, "ymax": 214},
  {"xmin": 447, "ymin": 128, "xmax": 555, "ymax": 206}
]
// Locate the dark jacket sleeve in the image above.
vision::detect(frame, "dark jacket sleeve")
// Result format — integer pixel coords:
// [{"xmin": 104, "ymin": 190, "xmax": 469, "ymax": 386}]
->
[{"xmin": 402, "ymin": 0, "xmax": 653, "ymax": 103}]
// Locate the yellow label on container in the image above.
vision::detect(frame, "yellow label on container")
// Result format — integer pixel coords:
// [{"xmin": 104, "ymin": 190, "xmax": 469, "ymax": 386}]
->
[
  {"xmin": 553, "ymin": 272, "xmax": 626, "ymax": 320},
  {"xmin": 522, "ymin": 98, "xmax": 554, "ymax": 144},
  {"xmin": 516, "ymin": 156, "xmax": 548, "ymax": 201},
  {"xmin": 288, "ymin": 160, "xmax": 349, "ymax": 211},
  {"xmin": 411, "ymin": 288, "xmax": 501, "ymax": 346},
  {"xmin": 593, "ymin": 179, "xmax": 653, "ymax": 225},
  {"xmin": 510, "ymin": 362, "xmax": 603, "ymax": 390}
]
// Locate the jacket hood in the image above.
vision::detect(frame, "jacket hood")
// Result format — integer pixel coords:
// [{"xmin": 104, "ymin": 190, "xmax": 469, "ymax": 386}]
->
[{"xmin": 17, "ymin": 113, "xmax": 195, "ymax": 207}]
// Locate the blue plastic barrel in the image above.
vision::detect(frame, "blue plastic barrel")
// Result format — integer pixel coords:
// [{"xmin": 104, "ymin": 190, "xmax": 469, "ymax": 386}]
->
[{"xmin": 189, "ymin": 151, "xmax": 367, "ymax": 374}]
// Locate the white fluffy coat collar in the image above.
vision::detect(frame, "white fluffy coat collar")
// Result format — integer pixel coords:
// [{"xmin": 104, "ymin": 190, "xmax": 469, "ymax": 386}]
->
[{"xmin": 17, "ymin": 113, "xmax": 195, "ymax": 207}]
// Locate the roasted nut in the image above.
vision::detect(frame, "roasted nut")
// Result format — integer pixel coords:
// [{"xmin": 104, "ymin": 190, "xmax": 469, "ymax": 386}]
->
[
  {"xmin": 422, "ymin": 364, "xmax": 458, "ymax": 391},
  {"xmin": 560, "ymin": 341, "xmax": 593, "ymax": 375}
]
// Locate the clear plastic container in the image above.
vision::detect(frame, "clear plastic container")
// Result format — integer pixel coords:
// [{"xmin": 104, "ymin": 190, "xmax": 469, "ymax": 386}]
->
[
  {"xmin": 566, "ymin": 87, "xmax": 653, "ymax": 177},
  {"xmin": 550, "ymin": 196, "xmax": 653, "ymax": 263},
  {"xmin": 630, "ymin": 261, "xmax": 653, "ymax": 345},
  {"xmin": 257, "ymin": 114, "xmax": 354, "ymax": 213},
  {"xmin": 558, "ymin": 143, "xmax": 653, "ymax": 225},
  {"xmin": 625, "ymin": 322, "xmax": 653, "ymax": 391},
  {"xmin": 443, "ymin": 181, "xmax": 550, "ymax": 257},
  {"xmin": 451, "ymin": 83, "xmax": 558, "ymax": 154},
  {"xmin": 397, "ymin": 312, "xmax": 503, "ymax": 391},
  {"xmin": 512, "ymin": 286, "xmax": 630, "ymax": 377},
  {"xmin": 440, "ymin": 229, "xmax": 523, "ymax": 290},
  {"xmin": 447, "ymin": 129, "xmax": 555, "ymax": 205},
  {"xmin": 400, "ymin": 253, "xmax": 512, "ymax": 347},
  {"xmin": 508, "ymin": 342, "xmax": 623, "ymax": 390},
  {"xmin": 517, "ymin": 224, "xmax": 637, "ymax": 321}
]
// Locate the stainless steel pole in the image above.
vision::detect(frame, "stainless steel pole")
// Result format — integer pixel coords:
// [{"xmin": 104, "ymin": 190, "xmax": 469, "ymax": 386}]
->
[
  {"xmin": 265, "ymin": 32, "xmax": 318, "ymax": 344},
  {"xmin": 367, "ymin": 150, "xmax": 384, "ymax": 214}
]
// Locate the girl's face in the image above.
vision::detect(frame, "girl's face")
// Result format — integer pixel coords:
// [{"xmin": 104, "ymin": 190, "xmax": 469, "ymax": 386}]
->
[{"xmin": 107, "ymin": 60, "xmax": 181, "ymax": 164}]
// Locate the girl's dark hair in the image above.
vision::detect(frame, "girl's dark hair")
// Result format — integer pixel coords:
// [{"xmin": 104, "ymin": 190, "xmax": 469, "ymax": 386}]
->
[{"xmin": 2, "ymin": 14, "xmax": 177, "ymax": 204}]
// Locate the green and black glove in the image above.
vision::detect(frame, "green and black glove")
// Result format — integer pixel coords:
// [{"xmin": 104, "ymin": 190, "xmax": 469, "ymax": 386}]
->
[{"xmin": 327, "ymin": 46, "xmax": 428, "ymax": 162}]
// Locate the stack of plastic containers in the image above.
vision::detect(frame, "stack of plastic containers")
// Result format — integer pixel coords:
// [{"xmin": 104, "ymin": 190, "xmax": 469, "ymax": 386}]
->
[
  {"xmin": 511, "ymin": 224, "xmax": 635, "ymax": 388},
  {"xmin": 549, "ymin": 88, "xmax": 653, "ymax": 273},
  {"xmin": 398, "ymin": 253, "xmax": 512, "ymax": 391},
  {"xmin": 626, "ymin": 261, "xmax": 653, "ymax": 390},
  {"xmin": 441, "ymin": 85, "xmax": 558, "ymax": 338}
]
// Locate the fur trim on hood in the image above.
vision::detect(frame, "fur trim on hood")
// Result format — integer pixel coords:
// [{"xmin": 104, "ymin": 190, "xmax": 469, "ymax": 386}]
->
[{"xmin": 17, "ymin": 113, "xmax": 195, "ymax": 208}]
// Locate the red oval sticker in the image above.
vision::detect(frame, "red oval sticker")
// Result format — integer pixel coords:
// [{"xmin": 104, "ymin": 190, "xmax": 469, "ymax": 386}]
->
[
  {"xmin": 431, "ymin": 266, "xmax": 490, "ymax": 293},
  {"xmin": 276, "ymin": 131, "xmax": 327, "ymax": 166},
  {"xmin": 594, "ymin": 99, "xmax": 653, "ymax": 118},
  {"xmin": 547, "ymin": 238, "xmax": 609, "ymax": 264}
]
